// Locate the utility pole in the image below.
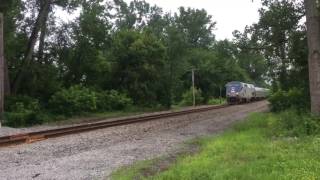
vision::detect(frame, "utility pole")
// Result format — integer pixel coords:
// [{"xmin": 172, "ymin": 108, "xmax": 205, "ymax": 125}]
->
[
  {"xmin": 0, "ymin": 13, "xmax": 4, "ymax": 127},
  {"xmin": 219, "ymin": 86, "xmax": 222, "ymax": 104},
  {"xmin": 192, "ymin": 68, "xmax": 195, "ymax": 107}
]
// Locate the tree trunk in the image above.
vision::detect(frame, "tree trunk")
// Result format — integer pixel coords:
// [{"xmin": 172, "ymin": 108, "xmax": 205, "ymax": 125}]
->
[
  {"xmin": 38, "ymin": 22, "xmax": 47, "ymax": 62},
  {"xmin": 279, "ymin": 31, "xmax": 288, "ymax": 90},
  {"xmin": 305, "ymin": 0, "xmax": 320, "ymax": 114},
  {"xmin": 12, "ymin": 0, "xmax": 51, "ymax": 93},
  {"xmin": 4, "ymin": 57, "xmax": 10, "ymax": 96},
  {"xmin": 38, "ymin": 0, "xmax": 49, "ymax": 62},
  {"xmin": 0, "ymin": 13, "xmax": 4, "ymax": 126}
]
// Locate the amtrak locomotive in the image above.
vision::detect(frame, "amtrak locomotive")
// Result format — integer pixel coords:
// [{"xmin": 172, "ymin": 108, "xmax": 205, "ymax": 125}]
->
[{"xmin": 226, "ymin": 81, "xmax": 269, "ymax": 104}]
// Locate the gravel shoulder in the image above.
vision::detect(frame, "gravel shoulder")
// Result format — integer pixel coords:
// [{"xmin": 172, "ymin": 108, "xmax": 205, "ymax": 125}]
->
[{"xmin": 0, "ymin": 101, "xmax": 269, "ymax": 180}]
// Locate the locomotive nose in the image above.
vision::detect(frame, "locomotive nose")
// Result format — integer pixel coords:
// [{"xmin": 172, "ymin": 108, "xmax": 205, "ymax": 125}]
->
[{"xmin": 228, "ymin": 92, "xmax": 239, "ymax": 97}]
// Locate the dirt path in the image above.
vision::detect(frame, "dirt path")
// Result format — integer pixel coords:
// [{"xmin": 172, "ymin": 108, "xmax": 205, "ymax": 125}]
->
[{"xmin": 0, "ymin": 101, "xmax": 269, "ymax": 180}]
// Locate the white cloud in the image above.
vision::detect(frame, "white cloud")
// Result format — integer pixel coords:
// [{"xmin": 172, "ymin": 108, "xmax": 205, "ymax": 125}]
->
[{"xmin": 125, "ymin": 0, "xmax": 262, "ymax": 40}]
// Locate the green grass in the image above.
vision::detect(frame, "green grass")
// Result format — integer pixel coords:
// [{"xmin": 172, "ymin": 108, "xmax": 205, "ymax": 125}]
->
[
  {"xmin": 111, "ymin": 113, "xmax": 320, "ymax": 180},
  {"xmin": 26, "ymin": 104, "xmax": 205, "ymax": 127},
  {"xmin": 207, "ymin": 97, "xmax": 226, "ymax": 105},
  {"xmin": 4, "ymin": 106, "xmax": 170, "ymax": 127},
  {"xmin": 4, "ymin": 98, "xmax": 227, "ymax": 127},
  {"xmin": 45, "ymin": 110, "xmax": 147, "ymax": 126},
  {"xmin": 48, "ymin": 105, "xmax": 201, "ymax": 126}
]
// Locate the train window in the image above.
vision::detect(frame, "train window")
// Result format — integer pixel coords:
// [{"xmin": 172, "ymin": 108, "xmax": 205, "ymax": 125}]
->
[{"xmin": 226, "ymin": 83, "xmax": 242, "ymax": 93}]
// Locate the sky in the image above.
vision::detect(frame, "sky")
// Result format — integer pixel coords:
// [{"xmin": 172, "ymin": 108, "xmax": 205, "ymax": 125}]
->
[
  {"xmin": 56, "ymin": 0, "xmax": 262, "ymax": 40},
  {"xmin": 124, "ymin": 0, "xmax": 262, "ymax": 40}
]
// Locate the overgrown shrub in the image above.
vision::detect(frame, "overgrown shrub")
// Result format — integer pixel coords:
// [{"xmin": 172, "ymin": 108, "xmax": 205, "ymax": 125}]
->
[
  {"xmin": 5, "ymin": 95, "xmax": 40, "ymax": 112},
  {"xmin": 233, "ymin": 111, "xmax": 320, "ymax": 137},
  {"xmin": 48, "ymin": 85, "xmax": 97, "ymax": 116},
  {"xmin": 96, "ymin": 90, "xmax": 132, "ymax": 111},
  {"xmin": 269, "ymin": 88, "xmax": 309, "ymax": 112},
  {"xmin": 5, "ymin": 110, "xmax": 42, "ymax": 127},
  {"xmin": 179, "ymin": 87, "xmax": 204, "ymax": 106},
  {"xmin": 207, "ymin": 97, "xmax": 226, "ymax": 105},
  {"xmin": 4, "ymin": 95, "xmax": 43, "ymax": 127},
  {"xmin": 267, "ymin": 110, "xmax": 320, "ymax": 137}
]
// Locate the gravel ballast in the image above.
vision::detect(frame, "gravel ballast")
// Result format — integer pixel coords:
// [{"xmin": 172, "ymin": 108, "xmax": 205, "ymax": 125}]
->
[{"xmin": 0, "ymin": 101, "xmax": 269, "ymax": 180}]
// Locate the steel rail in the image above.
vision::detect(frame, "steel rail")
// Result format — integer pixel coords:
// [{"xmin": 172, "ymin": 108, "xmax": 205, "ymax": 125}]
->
[{"xmin": 0, "ymin": 104, "xmax": 228, "ymax": 147}]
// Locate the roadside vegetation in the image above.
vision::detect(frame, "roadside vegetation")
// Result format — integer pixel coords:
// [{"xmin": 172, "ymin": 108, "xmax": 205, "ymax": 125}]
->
[
  {"xmin": 108, "ymin": 1, "xmax": 317, "ymax": 176},
  {"xmin": 111, "ymin": 111, "xmax": 320, "ymax": 180},
  {"xmin": 3, "ymin": 85, "xmax": 226, "ymax": 127},
  {"xmin": 1, "ymin": 0, "xmax": 319, "ymax": 178},
  {"xmin": 1, "ymin": 0, "xmax": 310, "ymax": 127},
  {"xmin": 2, "ymin": 0, "xmax": 271, "ymax": 127}
]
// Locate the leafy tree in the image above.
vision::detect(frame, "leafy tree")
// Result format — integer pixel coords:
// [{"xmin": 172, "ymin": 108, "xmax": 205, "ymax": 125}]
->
[
  {"xmin": 110, "ymin": 30, "xmax": 167, "ymax": 107},
  {"xmin": 11, "ymin": 0, "xmax": 81, "ymax": 93},
  {"xmin": 162, "ymin": 23, "xmax": 189, "ymax": 105},
  {"xmin": 249, "ymin": 0, "xmax": 304, "ymax": 90},
  {"xmin": 239, "ymin": 0, "xmax": 310, "ymax": 112},
  {"xmin": 112, "ymin": 0, "xmax": 163, "ymax": 30},
  {"xmin": 60, "ymin": 0, "xmax": 112, "ymax": 88},
  {"xmin": 174, "ymin": 7, "xmax": 216, "ymax": 48},
  {"xmin": 2, "ymin": 0, "xmax": 271, "ymax": 126},
  {"xmin": 233, "ymin": 29, "xmax": 268, "ymax": 86}
]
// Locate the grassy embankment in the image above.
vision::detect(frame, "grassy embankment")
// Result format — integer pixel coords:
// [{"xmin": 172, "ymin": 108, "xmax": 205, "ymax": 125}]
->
[
  {"xmin": 111, "ymin": 111, "xmax": 320, "ymax": 179},
  {"xmin": 4, "ymin": 97, "xmax": 226, "ymax": 127},
  {"xmin": 54, "ymin": 97, "xmax": 226, "ymax": 125},
  {"xmin": 4, "ymin": 106, "xmax": 165, "ymax": 127},
  {"xmin": 40, "ymin": 106, "xmax": 168, "ymax": 126}
]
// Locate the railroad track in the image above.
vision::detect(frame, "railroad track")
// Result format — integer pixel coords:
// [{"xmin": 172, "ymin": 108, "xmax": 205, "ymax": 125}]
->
[{"xmin": 0, "ymin": 104, "xmax": 228, "ymax": 147}]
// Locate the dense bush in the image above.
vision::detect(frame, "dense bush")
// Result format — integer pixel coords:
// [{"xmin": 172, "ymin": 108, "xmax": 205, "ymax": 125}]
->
[
  {"xmin": 3, "ymin": 89, "xmax": 133, "ymax": 127},
  {"xmin": 179, "ymin": 87, "xmax": 204, "ymax": 106},
  {"xmin": 48, "ymin": 86, "xmax": 97, "ymax": 116},
  {"xmin": 269, "ymin": 88, "xmax": 309, "ymax": 112},
  {"xmin": 234, "ymin": 111, "xmax": 320, "ymax": 137},
  {"xmin": 5, "ymin": 110, "xmax": 42, "ymax": 127},
  {"xmin": 48, "ymin": 86, "xmax": 133, "ymax": 116},
  {"xmin": 207, "ymin": 97, "xmax": 226, "ymax": 105},
  {"xmin": 267, "ymin": 110, "xmax": 320, "ymax": 137},
  {"xmin": 4, "ymin": 95, "xmax": 43, "ymax": 127},
  {"xmin": 96, "ymin": 90, "xmax": 133, "ymax": 111},
  {"xmin": 5, "ymin": 95, "xmax": 40, "ymax": 112}
]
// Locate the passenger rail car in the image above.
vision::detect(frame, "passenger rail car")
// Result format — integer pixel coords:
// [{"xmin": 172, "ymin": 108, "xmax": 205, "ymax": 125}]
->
[{"xmin": 226, "ymin": 81, "xmax": 269, "ymax": 105}]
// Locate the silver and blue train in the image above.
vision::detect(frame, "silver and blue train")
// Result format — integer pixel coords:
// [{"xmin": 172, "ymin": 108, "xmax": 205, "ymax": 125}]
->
[{"xmin": 225, "ymin": 81, "xmax": 269, "ymax": 104}]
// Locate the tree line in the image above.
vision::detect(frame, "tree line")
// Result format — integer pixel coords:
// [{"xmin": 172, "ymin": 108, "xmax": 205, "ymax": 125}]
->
[
  {"xmin": 2, "ymin": 0, "xmax": 267, "ymax": 105},
  {"xmin": 0, "ymin": 0, "xmax": 315, "ymax": 126}
]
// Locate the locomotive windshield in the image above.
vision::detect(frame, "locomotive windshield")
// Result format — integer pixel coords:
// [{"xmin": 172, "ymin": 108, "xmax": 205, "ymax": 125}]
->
[{"xmin": 226, "ymin": 83, "xmax": 242, "ymax": 93}]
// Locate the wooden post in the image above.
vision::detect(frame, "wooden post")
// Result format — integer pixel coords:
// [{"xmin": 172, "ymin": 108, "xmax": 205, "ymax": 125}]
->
[
  {"xmin": 219, "ymin": 86, "xmax": 222, "ymax": 104},
  {"xmin": 0, "ymin": 13, "xmax": 4, "ymax": 127},
  {"xmin": 192, "ymin": 68, "xmax": 195, "ymax": 107}
]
